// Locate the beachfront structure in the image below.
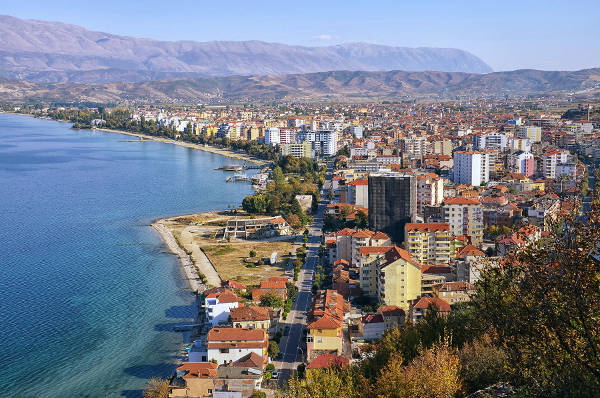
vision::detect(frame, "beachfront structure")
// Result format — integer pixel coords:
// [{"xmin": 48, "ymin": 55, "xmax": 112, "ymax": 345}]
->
[
  {"xmin": 203, "ymin": 288, "xmax": 240, "ymax": 327},
  {"xmin": 443, "ymin": 197, "xmax": 484, "ymax": 247},
  {"xmin": 453, "ymin": 151, "xmax": 490, "ymax": 186},
  {"xmin": 368, "ymin": 173, "xmax": 417, "ymax": 243},
  {"xmin": 207, "ymin": 328, "xmax": 268, "ymax": 365},
  {"xmin": 223, "ymin": 216, "xmax": 292, "ymax": 239},
  {"xmin": 404, "ymin": 223, "xmax": 451, "ymax": 265}
]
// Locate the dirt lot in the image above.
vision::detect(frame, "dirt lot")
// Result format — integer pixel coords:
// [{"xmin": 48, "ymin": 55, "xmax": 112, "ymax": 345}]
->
[{"xmin": 162, "ymin": 211, "xmax": 299, "ymax": 286}]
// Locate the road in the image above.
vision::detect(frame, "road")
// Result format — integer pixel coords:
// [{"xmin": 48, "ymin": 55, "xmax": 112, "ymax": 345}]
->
[{"xmin": 274, "ymin": 164, "xmax": 332, "ymax": 386}]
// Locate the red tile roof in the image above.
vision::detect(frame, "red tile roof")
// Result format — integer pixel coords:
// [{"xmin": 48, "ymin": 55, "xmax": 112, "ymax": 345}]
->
[
  {"xmin": 406, "ymin": 223, "xmax": 449, "ymax": 232},
  {"xmin": 306, "ymin": 354, "xmax": 349, "ymax": 369}
]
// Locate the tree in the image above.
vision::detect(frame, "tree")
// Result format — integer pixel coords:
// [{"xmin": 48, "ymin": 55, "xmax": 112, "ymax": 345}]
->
[
  {"xmin": 142, "ymin": 378, "xmax": 169, "ymax": 398},
  {"xmin": 354, "ymin": 210, "xmax": 368, "ymax": 229},
  {"xmin": 260, "ymin": 292, "xmax": 284, "ymax": 308},
  {"xmin": 472, "ymin": 197, "xmax": 600, "ymax": 395},
  {"xmin": 268, "ymin": 340, "xmax": 280, "ymax": 359}
]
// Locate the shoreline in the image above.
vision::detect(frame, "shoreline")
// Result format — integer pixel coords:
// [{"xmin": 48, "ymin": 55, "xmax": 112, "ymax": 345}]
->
[
  {"xmin": 96, "ymin": 127, "xmax": 267, "ymax": 165},
  {"xmin": 0, "ymin": 111, "xmax": 266, "ymax": 165}
]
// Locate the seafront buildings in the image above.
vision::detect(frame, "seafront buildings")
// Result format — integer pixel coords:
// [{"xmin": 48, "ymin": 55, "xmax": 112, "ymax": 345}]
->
[{"xmin": 17, "ymin": 97, "xmax": 598, "ymax": 397}]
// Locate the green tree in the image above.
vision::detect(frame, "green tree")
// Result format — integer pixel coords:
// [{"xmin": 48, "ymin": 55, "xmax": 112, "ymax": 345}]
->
[{"xmin": 268, "ymin": 340, "xmax": 280, "ymax": 359}]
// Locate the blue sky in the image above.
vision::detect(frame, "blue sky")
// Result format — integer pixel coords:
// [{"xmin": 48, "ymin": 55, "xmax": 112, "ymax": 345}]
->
[{"xmin": 2, "ymin": 0, "xmax": 599, "ymax": 72}]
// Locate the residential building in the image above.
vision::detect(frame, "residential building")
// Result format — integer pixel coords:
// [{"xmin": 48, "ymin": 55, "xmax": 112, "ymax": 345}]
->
[
  {"xmin": 443, "ymin": 197, "xmax": 484, "ymax": 246},
  {"xmin": 378, "ymin": 246, "xmax": 422, "ymax": 311},
  {"xmin": 453, "ymin": 151, "xmax": 489, "ymax": 186},
  {"xmin": 368, "ymin": 173, "xmax": 417, "ymax": 243},
  {"xmin": 404, "ymin": 223, "xmax": 451, "ymax": 265},
  {"xmin": 207, "ymin": 328, "xmax": 268, "ymax": 365},
  {"xmin": 416, "ymin": 173, "xmax": 444, "ymax": 218},
  {"xmin": 517, "ymin": 126, "xmax": 542, "ymax": 143},
  {"xmin": 170, "ymin": 362, "xmax": 217, "ymax": 398},
  {"xmin": 433, "ymin": 281, "xmax": 476, "ymax": 305},
  {"xmin": 203, "ymin": 288, "xmax": 240, "ymax": 327}
]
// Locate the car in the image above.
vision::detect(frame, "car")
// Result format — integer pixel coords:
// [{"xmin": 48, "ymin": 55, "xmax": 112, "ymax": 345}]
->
[{"xmin": 271, "ymin": 369, "xmax": 279, "ymax": 379}]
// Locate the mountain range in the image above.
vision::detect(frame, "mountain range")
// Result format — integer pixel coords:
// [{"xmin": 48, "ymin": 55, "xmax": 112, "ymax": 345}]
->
[
  {"xmin": 1, "ymin": 68, "xmax": 599, "ymax": 104},
  {"xmin": 0, "ymin": 15, "xmax": 492, "ymax": 83}
]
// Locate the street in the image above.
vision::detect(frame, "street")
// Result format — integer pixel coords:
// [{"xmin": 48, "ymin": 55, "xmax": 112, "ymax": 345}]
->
[{"xmin": 274, "ymin": 164, "xmax": 332, "ymax": 386}]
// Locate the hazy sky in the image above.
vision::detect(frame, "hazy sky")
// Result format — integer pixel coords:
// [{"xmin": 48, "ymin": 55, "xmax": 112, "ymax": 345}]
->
[{"xmin": 2, "ymin": 0, "xmax": 599, "ymax": 72}]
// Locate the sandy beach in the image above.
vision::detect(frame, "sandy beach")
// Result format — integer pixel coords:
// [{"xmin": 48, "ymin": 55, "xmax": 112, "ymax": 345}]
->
[{"xmin": 152, "ymin": 219, "xmax": 222, "ymax": 291}]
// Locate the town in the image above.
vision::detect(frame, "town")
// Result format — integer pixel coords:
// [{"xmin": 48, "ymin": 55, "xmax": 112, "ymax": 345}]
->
[{"xmin": 7, "ymin": 96, "xmax": 600, "ymax": 398}]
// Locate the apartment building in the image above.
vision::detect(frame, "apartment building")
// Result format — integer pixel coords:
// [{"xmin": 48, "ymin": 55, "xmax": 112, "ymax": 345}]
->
[
  {"xmin": 443, "ymin": 197, "xmax": 484, "ymax": 246},
  {"xmin": 368, "ymin": 173, "xmax": 417, "ymax": 243},
  {"xmin": 453, "ymin": 151, "xmax": 490, "ymax": 186},
  {"xmin": 416, "ymin": 173, "xmax": 444, "ymax": 218},
  {"xmin": 404, "ymin": 223, "xmax": 451, "ymax": 265}
]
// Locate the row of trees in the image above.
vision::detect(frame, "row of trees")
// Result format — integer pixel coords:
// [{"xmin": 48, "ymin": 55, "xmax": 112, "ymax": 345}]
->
[{"xmin": 280, "ymin": 195, "xmax": 600, "ymax": 397}]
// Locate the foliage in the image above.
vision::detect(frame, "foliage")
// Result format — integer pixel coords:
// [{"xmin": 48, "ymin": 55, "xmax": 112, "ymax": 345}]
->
[
  {"xmin": 260, "ymin": 292, "xmax": 284, "ymax": 308},
  {"xmin": 268, "ymin": 340, "xmax": 280, "ymax": 359},
  {"xmin": 142, "ymin": 378, "xmax": 170, "ymax": 398}
]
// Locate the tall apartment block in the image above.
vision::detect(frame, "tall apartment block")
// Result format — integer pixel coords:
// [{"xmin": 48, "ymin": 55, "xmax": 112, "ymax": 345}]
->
[{"xmin": 368, "ymin": 173, "xmax": 417, "ymax": 243}]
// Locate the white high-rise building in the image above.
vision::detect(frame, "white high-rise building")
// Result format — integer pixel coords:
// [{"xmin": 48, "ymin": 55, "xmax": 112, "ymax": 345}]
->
[
  {"xmin": 264, "ymin": 127, "xmax": 280, "ymax": 146},
  {"xmin": 474, "ymin": 132, "xmax": 507, "ymax": 151},
  {"xmin": 453, "ymin": 151, "xmax": 489, "ymax": 186}
]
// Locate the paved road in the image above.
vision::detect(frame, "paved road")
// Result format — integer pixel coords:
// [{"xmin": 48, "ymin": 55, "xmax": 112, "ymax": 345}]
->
[{"xmin": 275, "ymin": 165, "xmax": 332, "ymax": 386}]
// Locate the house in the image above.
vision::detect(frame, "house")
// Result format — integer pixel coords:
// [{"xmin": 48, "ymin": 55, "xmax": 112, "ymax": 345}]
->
[
  {"xmin": 252, "ymin": 278, "xmax": 288, "ymax": 303},
  {"xmin": 359, "ymin": 313, "xmax": 385, "ymax": 340},
  {"xmin": 306, "ymin": 314, "xmax": 344, "ymax": 361},
  {"xmin": 433, "ymin": 281, "xmax": 476, "ymax": 305},
  {"xmin": 169, "ymin": 362, "xmax": 217, "ymax": 398},
  {"xmin": 230, "ymin": 305, "xmax": 272, "ymax": 331},
  {"xmin": 207, "ymin": 328, "xmax": 268, "ymax": 365},
  {"xmin": 203, "ymin": 288, "xmax": 240, "ymax": 327},
  {"xmin": 306, "ymin": 354, "xmax": 350, "ymax": 372},
  {"xmin": 411, "ymin": 297, "xmax": 451, "ymax": 323}
]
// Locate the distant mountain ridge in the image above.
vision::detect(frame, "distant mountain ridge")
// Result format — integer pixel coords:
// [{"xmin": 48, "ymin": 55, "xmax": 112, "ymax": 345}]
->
[
  {"xmin": 0, "ymin": 15, "xmax": 492, "ymax": 83},
  {"xmin": 1, "ymin": 68, "xmax": 599, "ymax": 104}
]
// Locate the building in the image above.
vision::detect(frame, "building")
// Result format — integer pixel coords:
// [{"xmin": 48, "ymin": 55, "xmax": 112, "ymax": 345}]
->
[
  {"xmin": 443, "ymin": 197, "xmax": 484, "ymax": 246},
  {"xmin": 453, "ymin": 151, "xmax": 490, "ymax": 186},
  {"xmin": 264, "ymin": 127, "xmax": 280, "ymax": 145},
  {"xmin": 368, "ymin": 173, "xmax": 417, "ymax": 243},
  {"xmin": 230, "ymin": 305, "xmax": 272, "ymax": 330},
  {"xmin": 170, "ymin": 362, "xmax": 217, "ymax": 398},
  {"xmin": 416, "ymin": 173, "xmax": 444, "ymax": 218},
  {"xmin": 375, "ymin": 246, "xmax": 422, "ymax": 310},
  {"xmin": 517, "ymin": 126, "xmax": 542, "ymax": 143},
  {"xmin": 508, "ymin": 151, "xmax": 534, "ymax": 177},
  {"xmin": 433, "ymin": 281, "xmax": 476, "ymax": 305},
  {"xmin": 411, "ymin": 297, "xmax": 451, "ymax": 323},
  {"xmin": 281, "ymin": 141, "xmax": 313, "ymax": 158},
  {"xmin": 474, "ymin": 131, "xmax": 507, "ymax": 151},
  {"xmin": 346, "ymin": 179, "xmax": 369, "ymax": 208},
  {"xmin": 203, "ymin": 288, "xmax": 240, "ymax": 327},
  {"xmin": 207, "ymin": 328, "xmax": 268, "ymax": 365},
  {"xmin": 405, "ymin": 223, "xmax": 451, "ymax": 265}
]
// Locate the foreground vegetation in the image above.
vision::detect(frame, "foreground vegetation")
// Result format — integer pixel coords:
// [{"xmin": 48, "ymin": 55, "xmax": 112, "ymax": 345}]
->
[{"xmin": 280, "ymin": 195, "xmax": 600, "ymax": 397}]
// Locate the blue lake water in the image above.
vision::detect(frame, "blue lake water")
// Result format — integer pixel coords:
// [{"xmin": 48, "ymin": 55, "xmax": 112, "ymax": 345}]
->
[{"xmin": 0, "ymin": 114, "xmax": 254, "ymax": 397}]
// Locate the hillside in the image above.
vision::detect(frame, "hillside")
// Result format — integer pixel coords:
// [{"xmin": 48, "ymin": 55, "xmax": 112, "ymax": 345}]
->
[
  {"xmin": 0, "ymin": 15, "xmax": 492, "ymax": 83},
  {"xmin": 1, "ymin": 68, "xmax": 599, "ymax": 104}
]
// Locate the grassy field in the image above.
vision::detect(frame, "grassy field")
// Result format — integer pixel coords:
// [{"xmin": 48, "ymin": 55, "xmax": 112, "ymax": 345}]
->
[
  {"xmin": 199, "ymin": 240, "xmax": 296, "ymax": 285},
  {"xmin": 162, "ymin": 211, "xmax": 298, "ymax": 286}
]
